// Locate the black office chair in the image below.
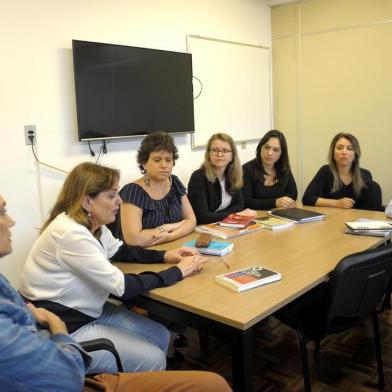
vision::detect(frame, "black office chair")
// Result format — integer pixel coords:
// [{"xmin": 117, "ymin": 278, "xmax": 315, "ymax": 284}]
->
[
  {"xmin": 371, "ymin": 181, "xmax": 384, "ymax": 211},
  {"xmin": 80, "ymin": 338, "xmax": 123, "ymax": 372},
  {"xmin": 274, "ymin": 244, "xmax": 392, "ymax": 392}
]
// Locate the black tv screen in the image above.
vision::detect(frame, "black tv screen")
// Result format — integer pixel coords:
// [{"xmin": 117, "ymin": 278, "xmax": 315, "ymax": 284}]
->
[{"xmin": 72, "ymin": 40, "xmax": 195, "ymax": 141}]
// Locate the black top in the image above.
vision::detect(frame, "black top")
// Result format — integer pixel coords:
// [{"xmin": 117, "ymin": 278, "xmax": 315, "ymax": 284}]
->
[
  {"xmin": 187, "ymin": 168, "xmax": 245, "ymax": 224},
  {"xmin": 242, "ymin": 159, "xmax": 298, "ymax": 210},
  {"xmin": 108, "ymin": 175, "xmax": 186, "ymax": 242},
  {"xmin": 302, "ymin": 165, "xmax": 380, "ymax": 210}
]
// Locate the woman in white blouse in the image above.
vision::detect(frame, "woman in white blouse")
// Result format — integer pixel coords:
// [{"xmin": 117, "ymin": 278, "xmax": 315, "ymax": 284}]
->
[{"xmin": 20, "ymin": 162, "xmax": 207, "ymax": 374}]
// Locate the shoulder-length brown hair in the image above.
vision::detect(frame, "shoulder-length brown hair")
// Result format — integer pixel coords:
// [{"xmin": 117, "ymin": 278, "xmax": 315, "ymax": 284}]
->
[
  {"xmin": 327, "ymin": 132, "xmax": 366, "ymax": 196},
  {"xmin": 201, "ymin": 133, "xmax": 243, "ymax": 193},
  {"xmin": 41, "ymin": 162, "xmax": 120, "ymax": 235}
]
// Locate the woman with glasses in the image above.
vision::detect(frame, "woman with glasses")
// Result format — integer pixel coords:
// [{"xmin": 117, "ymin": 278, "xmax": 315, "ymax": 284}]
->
[
  {"xmin": 108, "ymin": 133, "xmax": 196, "ymax": 247},
  {"xmin": 188, "ymin": 133, "xmax": 256, "ymax": 224},
  {"xmin": 242, "ymin": 130, "xmax": 297, "ymax": 210}
]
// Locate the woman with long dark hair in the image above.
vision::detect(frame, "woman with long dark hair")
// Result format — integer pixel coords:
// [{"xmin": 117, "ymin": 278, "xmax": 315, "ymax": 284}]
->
[{"xmin": 242, "ymin": 130, "xmax": 297, "ymax": 210}]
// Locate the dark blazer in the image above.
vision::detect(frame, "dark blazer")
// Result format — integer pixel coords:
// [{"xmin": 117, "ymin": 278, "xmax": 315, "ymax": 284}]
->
[
  {"xmin": 242, "ymin": 159, "xmax": 297, "ymax": 210},
  {"xmin": 187, "ymin": 168, "xmax": 245, "ymax": 224},
  {"xmin": 302, "ymin": 165, "xmax": 382, "ymax": 211}
]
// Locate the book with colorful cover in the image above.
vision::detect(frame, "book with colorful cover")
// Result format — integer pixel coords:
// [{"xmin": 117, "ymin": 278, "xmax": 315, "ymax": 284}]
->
[
  {"xmin": 183, "ymin": 239, "xmax": 234, "ymax": 256},
  {"xmin": 216, "ymin": 266, "xmax": 281, "ymax": 292},
  {"xmin": 219, "ymin": 213, "xmax": 255, "ymax": 228},
  {"xmin": 195, "ymin": 222, "xmax": 262, "ymax": 239},
  {"xmin": 254, "ymin": 216, "xmax": 294, "ymax": 230}
]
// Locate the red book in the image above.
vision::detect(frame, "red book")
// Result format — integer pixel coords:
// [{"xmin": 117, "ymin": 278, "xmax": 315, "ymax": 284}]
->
[{"xmin": 219, "ymin": 213, "xmax": 255, "ymax": 228}]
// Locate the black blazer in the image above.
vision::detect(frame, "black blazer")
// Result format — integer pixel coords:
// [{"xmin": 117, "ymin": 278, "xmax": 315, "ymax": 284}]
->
[{"xmin": 187, "ymin": 168, "xmax": 245, "ymax": 224}]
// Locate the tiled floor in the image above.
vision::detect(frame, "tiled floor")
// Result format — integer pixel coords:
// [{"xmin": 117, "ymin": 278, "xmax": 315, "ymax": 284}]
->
[{"xmin": 168, "ymin": 309, "xmax": 392, "ymax": 391}]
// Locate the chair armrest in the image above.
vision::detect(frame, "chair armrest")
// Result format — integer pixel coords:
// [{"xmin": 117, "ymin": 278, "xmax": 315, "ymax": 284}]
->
[{"xmin": 80, "ymin": 338, "xmax": 123, "ymax": 372}]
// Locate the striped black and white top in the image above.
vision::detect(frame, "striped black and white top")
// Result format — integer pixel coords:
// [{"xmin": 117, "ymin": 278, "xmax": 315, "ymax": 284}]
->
[{"xmin": 108, "ymin": 175, "xmax": 186, "ymax": 242}]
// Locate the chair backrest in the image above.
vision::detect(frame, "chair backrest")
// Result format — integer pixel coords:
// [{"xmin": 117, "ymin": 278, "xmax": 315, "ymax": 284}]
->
[
  {"xmin": 323, "ymin": 244, "xmax": 392, "ymax": 333},
  {"xmin": 368, "ymin": 181, "xmax": 383, "ymax": 211}
]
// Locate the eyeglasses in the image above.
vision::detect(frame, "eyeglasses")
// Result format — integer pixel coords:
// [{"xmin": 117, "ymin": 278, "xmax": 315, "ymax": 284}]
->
[{"xmin": 209, "ymin": 148, "xmax": 232, "ymax": 156}]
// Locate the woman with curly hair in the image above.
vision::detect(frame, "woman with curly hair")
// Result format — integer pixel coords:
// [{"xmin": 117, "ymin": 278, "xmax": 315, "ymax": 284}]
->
[{"xmin": 109, "ymin": 133, "xmax": 196, "ymax": 247}]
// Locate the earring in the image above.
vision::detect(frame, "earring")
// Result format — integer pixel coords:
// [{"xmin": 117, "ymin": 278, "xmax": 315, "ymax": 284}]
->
[
  {"xmin": 143, "ymin": 174, "xmax": 151, "ymax": 187},
  {"xmin": 88, "ymin": 212, "xmax": 91, "ymax": 217}
]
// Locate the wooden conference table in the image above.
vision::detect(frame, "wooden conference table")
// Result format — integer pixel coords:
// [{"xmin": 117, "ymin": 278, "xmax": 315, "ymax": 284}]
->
[{"xmin": 115, "ymin": 207, "xmax": 390, "ymax": 392}]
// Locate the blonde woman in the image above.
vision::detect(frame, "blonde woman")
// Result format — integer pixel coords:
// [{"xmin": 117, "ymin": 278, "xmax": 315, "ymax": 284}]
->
[
  {"xmin": 188, "ymin": 133, "xmax": 256, "ymax": 224},
  {"xmin": 302, "ymin": 132, "xmax": 381, "ymax": 210}
]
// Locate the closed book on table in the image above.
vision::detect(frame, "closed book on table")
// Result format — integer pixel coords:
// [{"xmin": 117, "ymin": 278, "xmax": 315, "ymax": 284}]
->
[
  {"xmin": 344, "ymin": 227, "xmax": 392, "ymax": 238},
  {"xmin": 216, "ymin": 266, "xmax": 281, "ymax": 292},
  {"xmin": 195, "ymin": 222, "xmax": 262, "ymax": 239},
  {"xmin": 219, "ymin": 213, "xmax": 255, "ymax": 228},
  {"xmin": 269, "ymin": 207, "xmax": 325, "ymax": 223},
  {"xmin": 345, "ymin": 221, "xmax": 392, "ymax": 231},
  {"xmin": 255, "ymin": 216, "xmax": 294, "ymax": 230},
  {"xmin": 183, "ymin": 239, "xmax": 234, "ymax": 256}
]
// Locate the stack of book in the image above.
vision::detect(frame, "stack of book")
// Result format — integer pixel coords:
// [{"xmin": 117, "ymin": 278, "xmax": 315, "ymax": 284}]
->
[
  {"xmin": 183, "ymin": 239, "xmax": 234, "ymax": 256},
  {"xmin": 218, "ymin": 213, "xmax": 255, "ymax": 229},
  {"xmin": 344, "ymin": 219, "xmax": 392, "ymax": 238},
  {"xmin": 195, "ymin": 221, "xmax": 262, "ymax": 239},
  {"xmin": 254, "ymin": 216, "xmax": 294, "ymax": 230}
]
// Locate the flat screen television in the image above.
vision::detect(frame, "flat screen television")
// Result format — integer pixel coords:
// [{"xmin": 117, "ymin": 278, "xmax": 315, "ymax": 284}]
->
[{"xmin": 72, "ymin": 40, "xmax": 195, "ymax": 141}]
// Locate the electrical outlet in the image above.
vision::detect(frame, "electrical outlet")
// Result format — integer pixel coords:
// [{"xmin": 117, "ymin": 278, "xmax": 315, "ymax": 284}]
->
[{"xmin": 24, "ymin": 125, "xmax": 37, "ymax": 145}]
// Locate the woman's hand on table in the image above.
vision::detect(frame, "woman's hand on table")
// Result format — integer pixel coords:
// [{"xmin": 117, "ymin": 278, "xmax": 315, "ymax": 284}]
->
[
  {"xmin": 177, "ymin": 255, "xmax": 209, "ymax": 277},
  {"xmin": 164, "ymin": 246, "xmax": 200, "ymax": 263},
  {"xmin": 275, "ymin": 197, "xmax": 296, "ymax": 208}
]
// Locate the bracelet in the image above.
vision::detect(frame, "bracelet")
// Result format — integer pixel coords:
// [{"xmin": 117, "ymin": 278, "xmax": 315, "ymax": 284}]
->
[{"xmin": 156, "ymin": 225, "xmax": 165, "ymax": 234}]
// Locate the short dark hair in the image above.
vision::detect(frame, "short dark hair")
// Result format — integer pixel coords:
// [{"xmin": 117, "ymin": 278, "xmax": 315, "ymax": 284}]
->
[
  {"xmin": 137, "ymin": 133, "xmax": 179, "ymax": 173},
  {"xmin": 255, "ymin": 130, "xmax": 290, "ymax": 181}
]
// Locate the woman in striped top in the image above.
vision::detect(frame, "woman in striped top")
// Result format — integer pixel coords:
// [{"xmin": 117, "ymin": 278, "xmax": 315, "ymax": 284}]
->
[{"xmin": 109, "ymin": 133, "xmax": 196, "ymax": 247}]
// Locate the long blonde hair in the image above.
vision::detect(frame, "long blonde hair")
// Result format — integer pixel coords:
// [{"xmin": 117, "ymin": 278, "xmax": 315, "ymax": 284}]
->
[
  {"xmin": 201, "ymin": 133, "xmax": 243, "ymax": 193},
  {"xmin": 327, "ymin": 132, "xmax": 366, "ymax": 197},
  {"xmin": 41, "ymin": 162, "xmax": 120, "ymax": 235}
]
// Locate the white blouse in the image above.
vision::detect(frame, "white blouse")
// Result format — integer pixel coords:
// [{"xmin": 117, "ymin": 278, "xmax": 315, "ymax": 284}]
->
[{"xmin": 20, "ymin": 213, "xmax": 125, "ymax": 318}]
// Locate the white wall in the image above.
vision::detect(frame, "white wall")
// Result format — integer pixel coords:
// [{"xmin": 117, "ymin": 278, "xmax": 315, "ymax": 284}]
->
[
  {"xmin": 0, "ymin": 0, "xmax": 272, "ymax": 286},
  {"xmin": 272, "ymin": 0, "xmax": 392, "ymax": 201}
]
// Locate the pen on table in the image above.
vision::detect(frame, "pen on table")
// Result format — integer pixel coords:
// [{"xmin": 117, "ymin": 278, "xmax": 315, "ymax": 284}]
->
[{"xmin": 220, "ymin": 257, "xmax": 230, "ymax": 270}]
